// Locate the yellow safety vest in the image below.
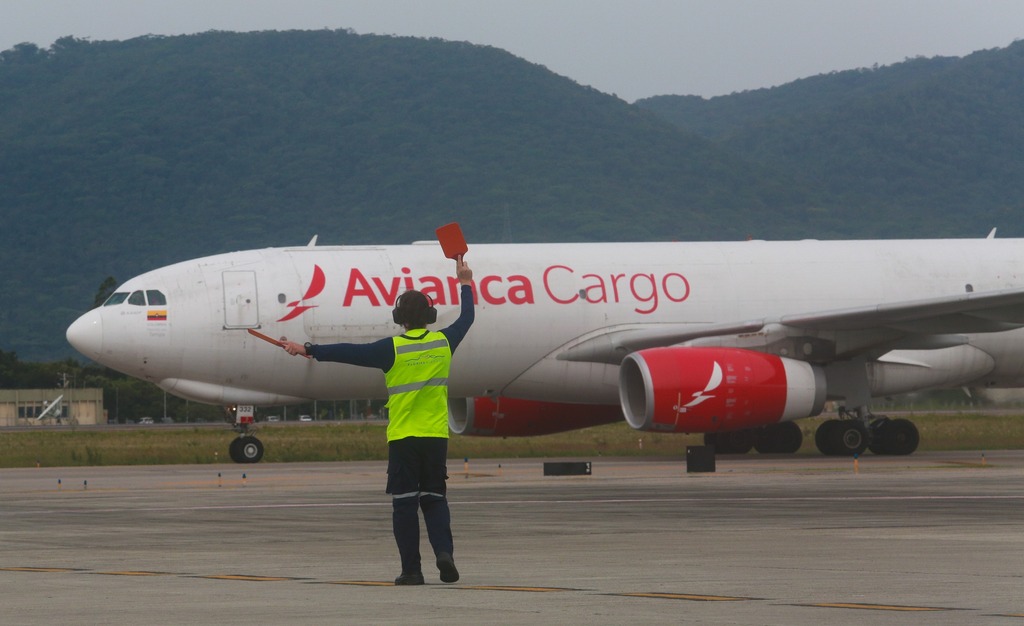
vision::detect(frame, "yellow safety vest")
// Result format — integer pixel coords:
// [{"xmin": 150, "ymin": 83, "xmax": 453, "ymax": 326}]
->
[{"xmin": 384, "ymin": 330, "xmax": 452, "ymax": 441}]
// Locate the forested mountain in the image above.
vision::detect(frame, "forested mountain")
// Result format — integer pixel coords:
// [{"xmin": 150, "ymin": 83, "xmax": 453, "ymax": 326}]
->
[
  {"xmin": 637, "ymin": 41, "xmax": 1024, "ymax": 233},
  {"xmin": 2, "ymin": 30, "xmax": 1023, "ymax": 361}
]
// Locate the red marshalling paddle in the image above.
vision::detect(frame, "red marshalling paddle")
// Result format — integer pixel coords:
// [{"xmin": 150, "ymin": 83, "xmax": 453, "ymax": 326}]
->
[
  {"xmin": 248, "ymin": 328, "xmax": 310, "ymax": 358},
  {"xmin": 435, "ymin": 222, "xmax": 468, "ymax": 260}
]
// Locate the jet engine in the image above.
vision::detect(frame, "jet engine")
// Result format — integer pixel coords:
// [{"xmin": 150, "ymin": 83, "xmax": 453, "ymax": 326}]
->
[
  {"xmin": 619, "ymin": 347, "xmax": 826, "ymax": 433},
  {"xmin": 448, "ymin": 396, "xmax": 622, "ymax": 437}
]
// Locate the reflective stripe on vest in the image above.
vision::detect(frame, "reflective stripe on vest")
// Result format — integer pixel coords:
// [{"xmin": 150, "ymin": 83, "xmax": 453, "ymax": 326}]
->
[
  {"xmin": 384, "ymin": 331, "xmax": 452, "ymax": 441},
  {"xmin": 388, "ymin": 377, "xmax": 448, "ymax": 395},
  {"xmin": 396, "ymin": 339, "xmax": 448, "ymax": 354}
]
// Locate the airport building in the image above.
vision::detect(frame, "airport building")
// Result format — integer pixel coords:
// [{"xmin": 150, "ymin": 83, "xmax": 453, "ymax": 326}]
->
[{"xmin": 0, "ymin": 389, "xmax": 103, "ymax": 427}]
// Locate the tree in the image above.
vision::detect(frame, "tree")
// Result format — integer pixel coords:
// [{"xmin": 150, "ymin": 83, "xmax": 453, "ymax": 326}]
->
[
  {"xmin": 0, "ymin": 349, "xmax": 18, "ymax": 386},
  {"xmin": 0, "ymin": 42, "xmax": 47, "ymax": 64}
]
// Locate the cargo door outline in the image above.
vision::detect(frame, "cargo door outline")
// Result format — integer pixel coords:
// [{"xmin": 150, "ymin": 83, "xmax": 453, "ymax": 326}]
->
[{"xmin": 223, "ymin": 270, "xmax": 260, "ymax": 328}]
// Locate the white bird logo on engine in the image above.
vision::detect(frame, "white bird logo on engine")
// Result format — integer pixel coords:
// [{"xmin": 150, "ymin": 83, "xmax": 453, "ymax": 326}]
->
[{"xmin": 673, "ymin": 361, "xmax": 723, "ymax": 413}]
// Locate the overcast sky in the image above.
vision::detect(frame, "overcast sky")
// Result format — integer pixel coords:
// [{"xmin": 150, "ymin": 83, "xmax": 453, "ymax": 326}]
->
[{"xmin": 2, "ymin": 0, "xmax": 1022, "ymax": 102}]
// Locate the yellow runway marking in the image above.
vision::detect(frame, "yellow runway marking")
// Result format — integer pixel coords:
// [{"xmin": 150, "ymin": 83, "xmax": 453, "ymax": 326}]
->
[
  {"xmin": 200, "ymin": 574, "xmax": 297, "ymax": 582},
  {"xmin": 325, "ymin": 580, "xmax": 396, "ymax": 587},
  {"xmin": 93, "ymin": 571, "xmax": 174, "ymax": 577},
  {"xmin": 810, "ymin": 602, "xmax": 950, "ymax": 612},
  {"xmin": 459, "ymin": 585, "xmax": 573, "ymax": 593},
  {"xmin": 620, "ymin": 592, "xmax": 751, "ymax": 602}
]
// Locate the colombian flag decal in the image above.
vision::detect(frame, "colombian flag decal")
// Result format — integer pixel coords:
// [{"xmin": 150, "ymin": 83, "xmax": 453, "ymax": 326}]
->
[{"xmin": 147, "ymin": 310, "xmax": 168, "ymax": 321}]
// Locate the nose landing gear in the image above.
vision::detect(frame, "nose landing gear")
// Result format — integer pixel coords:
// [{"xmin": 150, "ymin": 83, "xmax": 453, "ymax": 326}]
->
[{"xmin": 227, "ymin": 404, "xmax": 264, "ymax": 463}]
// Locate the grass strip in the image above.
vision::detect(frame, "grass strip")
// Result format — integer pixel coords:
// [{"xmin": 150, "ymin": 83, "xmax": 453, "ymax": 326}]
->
[{"xmin": 1, "ymin": 413, "xmax": 1022, "ymax": 468}]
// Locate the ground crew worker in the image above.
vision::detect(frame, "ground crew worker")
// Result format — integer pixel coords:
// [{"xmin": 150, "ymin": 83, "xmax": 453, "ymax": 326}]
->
[{"xmin": 282, "ymin": 257, "xmax": 474, "ymax": 585}]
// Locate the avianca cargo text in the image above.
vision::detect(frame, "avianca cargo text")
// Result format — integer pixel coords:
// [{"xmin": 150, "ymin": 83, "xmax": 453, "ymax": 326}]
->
[{"xmin": 341, "ymin": 265, "xmax": 691, "ymax": 314}]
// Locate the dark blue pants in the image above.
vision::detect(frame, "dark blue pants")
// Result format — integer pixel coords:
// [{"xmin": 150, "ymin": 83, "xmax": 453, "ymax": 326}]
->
[{"xmin": 387, "ymin": 437, "xmax": 453, "ymax": 574}]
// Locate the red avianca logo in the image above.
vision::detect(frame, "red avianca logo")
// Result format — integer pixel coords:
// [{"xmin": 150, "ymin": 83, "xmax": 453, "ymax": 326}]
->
[{"xmin": 277, "ymin": 265, "xmax": 326, "ymax": 322}]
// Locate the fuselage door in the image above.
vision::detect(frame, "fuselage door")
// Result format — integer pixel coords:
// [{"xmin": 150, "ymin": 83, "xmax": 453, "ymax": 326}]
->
[{"xmin": 223, "ymin": 270, "xmax": 259, "ymax": 328}]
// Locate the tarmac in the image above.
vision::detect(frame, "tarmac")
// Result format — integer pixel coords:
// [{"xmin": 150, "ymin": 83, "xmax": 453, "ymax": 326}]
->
[{"xmin": 1, "ymin": 451, "xmax": 1023, "ymax": 625}]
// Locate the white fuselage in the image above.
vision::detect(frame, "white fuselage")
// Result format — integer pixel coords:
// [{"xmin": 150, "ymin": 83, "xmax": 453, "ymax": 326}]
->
[{"xmin": 66, "ymin": 239, "xmax": 1024, "ymax": 407}]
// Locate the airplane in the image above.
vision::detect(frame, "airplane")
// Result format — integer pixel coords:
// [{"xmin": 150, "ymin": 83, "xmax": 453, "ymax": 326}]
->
[
  {"xmin": 36, "ymin": 394, "xmax": 64, "ymax": 423},
  {"xmin": 65, "ymin": 235, "xmax": 1024, "ymax": 463}
]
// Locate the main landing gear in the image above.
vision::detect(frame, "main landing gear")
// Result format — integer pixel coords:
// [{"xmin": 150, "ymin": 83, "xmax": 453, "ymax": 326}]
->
[
  {"xmin": 814, "ymin": 408, "xmax": 920, "ymax": 456},
  {"xmin": 703, "ymin": 410, "xmax": 920, "ymax": 457}
]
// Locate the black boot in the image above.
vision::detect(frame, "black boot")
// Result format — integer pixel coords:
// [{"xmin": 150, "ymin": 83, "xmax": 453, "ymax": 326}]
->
[
  {"xmin": 394, "ymin": 571, "xmax": 425, "ymax": 586},
  {"xmin": 436, "ymin": 552, "xmax": 459, "ymax": 583}
]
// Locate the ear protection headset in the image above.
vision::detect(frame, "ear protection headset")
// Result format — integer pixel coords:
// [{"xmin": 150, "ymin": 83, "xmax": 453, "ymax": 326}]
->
[{"xmin": 392, "ymin": 290, "xmax": 437, "ymax": 326}]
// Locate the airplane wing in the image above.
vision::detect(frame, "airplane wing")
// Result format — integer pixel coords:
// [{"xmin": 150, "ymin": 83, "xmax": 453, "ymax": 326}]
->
[
  {"xmin": 558, "ymin": 287, "xmax": 1024, "ymax": 365},
  {"xmin": 555, "ymin": 320, "xmax": 766, "ymax": 364},
  {"xmin": 779, "ymin": 287, "xmax": 1024, "ymax": 332}
]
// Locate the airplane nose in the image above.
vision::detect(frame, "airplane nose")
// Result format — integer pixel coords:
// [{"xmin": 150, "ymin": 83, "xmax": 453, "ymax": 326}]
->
[{"xmin": 66, "ymin": 310, "xmax": 103, "ymax": 359}]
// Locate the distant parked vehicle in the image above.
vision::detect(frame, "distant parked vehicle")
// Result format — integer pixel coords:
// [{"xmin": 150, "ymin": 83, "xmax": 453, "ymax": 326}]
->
[
  {"xmin": 299, "ymin": 415, "xmax": 313, "ymax": 422},
  {"xmin": 138, "ymin": 417, "xmax": 154, "ymax": 424},
  {"xmin": 266, "ymin": 415, "xmax": 281, "ymax": 422}
]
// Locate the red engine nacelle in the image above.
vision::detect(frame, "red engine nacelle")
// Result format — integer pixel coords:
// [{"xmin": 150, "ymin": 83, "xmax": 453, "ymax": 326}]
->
[
  {"xmin": 448, "ymin": 397, "xmax": 623, "ymax": 437},
  {"xmin": 619, "ymin": 347, "xmax": 826, "ymax": 433}
]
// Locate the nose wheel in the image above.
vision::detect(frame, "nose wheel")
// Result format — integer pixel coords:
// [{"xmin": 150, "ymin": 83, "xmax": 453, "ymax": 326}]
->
[{"xmin": 229, "ymin": 435, "xmax": 264, "ymax": 463}]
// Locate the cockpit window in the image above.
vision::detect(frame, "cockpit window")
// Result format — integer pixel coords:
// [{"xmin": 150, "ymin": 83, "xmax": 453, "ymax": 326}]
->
[
  {"xmin": 103, "ymin": 292, "xmax": 129, "ymax": 306},
  {"xmin": 102, "ymin": 289, "xmax": 168, "ymax": 306}
]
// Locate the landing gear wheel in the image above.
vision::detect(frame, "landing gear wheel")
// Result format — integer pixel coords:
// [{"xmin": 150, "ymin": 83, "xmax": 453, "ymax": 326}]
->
[
  {"xmin": 836, "ymin": 420, "xmax": 868, "ymax": 456},
  {"xmin": 228, "ymin": 436, "xmax": 264, "ymax": 463},
  {"xmin": 868, "ymin": 417, "xmax": 891, "ymax": 455},
  {"xmin": 869, "ymin": 417, "xmax": 919, "ymax": 455},
  {"xmin": 238, "ymin": 437, "xmax": 264, "ymax": 463},
  {"xmin": 816, "ymin": 419, "xmax": 868, "ymax": 456},
  {"xmin": 815, "ymin": 419, "xmax": 840, "ymax": 455},
  {"xmin": 881, "ymin": 418, "xmax": 919, "ymax": 455},
  {"xmin": 754, "ymin": 422, "xmax": 803, "ymax": 454},
  {"xmin": 228, "ymin": 437, "xmax": 244, "ymax": 463}
]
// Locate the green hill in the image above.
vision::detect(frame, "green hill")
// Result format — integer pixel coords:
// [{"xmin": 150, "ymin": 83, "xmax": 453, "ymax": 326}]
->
[{"xmin": 636, "ymin": 42, "xmax": 1024, "ymax": 234}]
